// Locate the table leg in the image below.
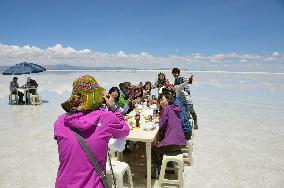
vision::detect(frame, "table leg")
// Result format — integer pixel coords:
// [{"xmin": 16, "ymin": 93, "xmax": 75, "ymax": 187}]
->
[
  {"xmin": 146, "ymin": 141, "xmax": 151, "ymax": 188},
  {"xmin": 24, "ymin": 89, "xmax": 27, "ymax": 104}
]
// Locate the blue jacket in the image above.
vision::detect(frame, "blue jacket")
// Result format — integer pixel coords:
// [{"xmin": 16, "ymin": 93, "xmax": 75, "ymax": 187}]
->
[{"xmin": 175, "ymin": 97, "xmax": 192, "ymax": 132}]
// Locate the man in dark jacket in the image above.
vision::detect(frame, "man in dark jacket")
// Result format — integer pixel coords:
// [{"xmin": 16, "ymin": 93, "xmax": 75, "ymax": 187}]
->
[{"xmin": 26, "ymin": 77, "xmax": 38, "ymax": 102}]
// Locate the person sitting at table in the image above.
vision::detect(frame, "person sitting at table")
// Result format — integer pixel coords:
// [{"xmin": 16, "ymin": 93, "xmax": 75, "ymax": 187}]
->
[
  {"xmin": 56, "ymin": 75, "xmax": 130, "ymax": 188},
  {"xmin": 143, "ymin": 81, "xmax": 152, "ymax": 99},
  {"xmin": 151, "ymin": 92, "xmax": 186, "ymax": 179},
  {"xmin": 104, "ymin": 87, "xmax": 132, "ymax": 116},
  {"xmin": 25, "ymin": 77, "xmax": 38, "ymax": 103},
  {"xmin": 134, "ymin": 87, "xmax": 144, "ymax": 103},
  {"xmin": 162, "ymin": 86, "xmax": 192, "ymax": 140},
  {"xmin": 9, "ymin": 77, "xmax": 24, "ymax": 104},
  {"xmin": 119, "ymin": 82, "xmax": 135, "ymax": 100},
  {"xmin": 26, "ymin": 77, "xmax": 38, "ymax": 94},
  {"xmin": 152, "ymin": 72, "xmax": 170, "ymax": 89}
]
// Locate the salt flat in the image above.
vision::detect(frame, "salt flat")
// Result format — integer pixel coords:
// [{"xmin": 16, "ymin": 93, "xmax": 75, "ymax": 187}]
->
[{"xmin": 0, "ymin": 70, "xmax": 284, "ymax": 188}]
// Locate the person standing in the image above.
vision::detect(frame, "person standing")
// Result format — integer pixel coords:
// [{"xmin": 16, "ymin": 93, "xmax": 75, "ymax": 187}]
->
[
  {"xmin": 172, "ymin": 68, "xmax": 198, "ymax": 129},
  {"xmin": 55, "ymin": 75, "xmax": 130, "ymax": 188}
]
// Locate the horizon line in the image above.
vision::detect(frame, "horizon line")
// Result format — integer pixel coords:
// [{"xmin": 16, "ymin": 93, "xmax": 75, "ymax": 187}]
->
[{"xmin": 45, "ymin": 69, "xmax": 284, "ymax": 75}]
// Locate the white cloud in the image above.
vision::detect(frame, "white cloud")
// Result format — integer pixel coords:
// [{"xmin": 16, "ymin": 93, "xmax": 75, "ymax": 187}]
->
[
  {"xmin": 0, "ymin": 43, "xmax": 283, "ymax": 70},
  {"xmin": 272, "ymin": 52, "xmax": 279, "ymax": 57},
  {"xmin": 47, "ymin": 44, "xmax": 77, "ymax": 55},
  {"xmin": 240, "ymin": 59, "xmax": 248, "ymax": 63}
]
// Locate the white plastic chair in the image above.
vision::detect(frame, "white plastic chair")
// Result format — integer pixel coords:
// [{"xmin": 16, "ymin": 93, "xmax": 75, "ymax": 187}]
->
[
  {"xmin": 158, "ymin": 153, "xmax": 184, "ymax": 188},
  {"xmin": 182, "ymin": 140, "xmax": 193, "ymax": 165},
  {"xmin": 106, "ymin": 160, "xmax": 133, "ymax": 188},
  {"xmin": 31, "ymin": 94, "xmax": 41, "ymax": 105},
  {"xmin": 9, "ymin": 91, "xmax": 18, "ymax": 104}
]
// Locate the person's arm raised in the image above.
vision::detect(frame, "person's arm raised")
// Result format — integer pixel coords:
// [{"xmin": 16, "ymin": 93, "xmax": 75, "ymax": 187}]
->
[
  {"xmin": 107, "ymin": 112, "xmax": 130, "ymax": 139},
  {"xmin": 188, "ymin": 74, "xmax": 194, "ymax": 84}
]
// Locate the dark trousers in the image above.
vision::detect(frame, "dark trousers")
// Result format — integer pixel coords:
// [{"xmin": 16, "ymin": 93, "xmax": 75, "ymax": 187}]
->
[
  {"xmin": 190, "ymin": 109, "xmax": 198, "ymax": 129},
  {"xmin": 187, "ymin": 105, "xmax": 198, "ymax": 129},
  {"xmin": 184, "ymin": 131, "xmax": 192, "ymax": 140},
  {"xmin": 152, "ymin": 145, "xmax": 183, "ymax": 166},
  {"xmin": 28, "ymin": 89, "xmax": 37, "ymax": 95},
  {"xmin": 12, "ymin": 91, "xmax": 24, "ymax": 102}
]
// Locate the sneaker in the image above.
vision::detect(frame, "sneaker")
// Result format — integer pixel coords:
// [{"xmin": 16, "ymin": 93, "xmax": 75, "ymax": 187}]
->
[{"xmin": 151, "ymin": 167, "xmax": 160, "ymax": 179}]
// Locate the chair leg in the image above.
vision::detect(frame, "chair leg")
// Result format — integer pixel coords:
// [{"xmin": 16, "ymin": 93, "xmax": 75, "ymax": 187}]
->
[
  {"xmin": 178, "ymin": 160, "xmax": 184, "ymax": 188},
  {"xmin": 126, "ymin": 167, "xmax": 133, "ymax": 188},
  {"xmin": 159, "ymin": 155, "xmax": 184, "ymax": 188},
  {"xmin": 114, "ymin": 171, "xmax": 124, "ymax": 188},
  {"xmin": 38, "ymin": 95, "xmax": 42, "ymax": 104},
  {"xmin": 9, "ymin": 94, "xmax": 12, "ymax": 104},
  {"xmin": 188, "ymin": 141, "xmax": 193, "ymax": 165},
  {"xmin": 158, "ymin": 159, "xmax": 168, "ymax": 187},
  {"xmin": 16, "ymin": 91, "xmax": 19, "ymax": 104}
]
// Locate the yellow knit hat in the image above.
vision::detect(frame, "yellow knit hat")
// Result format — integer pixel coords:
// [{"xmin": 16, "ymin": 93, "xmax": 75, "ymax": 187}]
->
[{"xmin": 61, "ymin": 75, "xmax": 105, "ymax": 112}]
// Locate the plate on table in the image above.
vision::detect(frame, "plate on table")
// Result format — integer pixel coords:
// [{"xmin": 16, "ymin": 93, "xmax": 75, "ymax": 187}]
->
[{"xmin": 141, "ymin": 122, "xmax": 156, "ymax": 131}]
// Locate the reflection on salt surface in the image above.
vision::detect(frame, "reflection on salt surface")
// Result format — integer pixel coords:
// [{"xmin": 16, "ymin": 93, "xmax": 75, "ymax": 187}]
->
[{"xmin": 1, "ymin": 70, "xmax": 284, "ymax": 188}]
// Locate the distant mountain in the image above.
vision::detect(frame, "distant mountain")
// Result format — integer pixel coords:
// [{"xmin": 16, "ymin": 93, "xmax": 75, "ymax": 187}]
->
[
  {"xmin": 45, "ymin": 64, "xmax": 94, "ymax": 70},
  {"xmin": 43, "ymin": 64, "xmax": 175, "ymax": 71}
]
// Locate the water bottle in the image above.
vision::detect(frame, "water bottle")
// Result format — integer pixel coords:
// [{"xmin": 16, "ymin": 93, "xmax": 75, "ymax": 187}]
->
[{"xmin": 135, "ymin": 113, "xmax": 140, "ymax": 128}]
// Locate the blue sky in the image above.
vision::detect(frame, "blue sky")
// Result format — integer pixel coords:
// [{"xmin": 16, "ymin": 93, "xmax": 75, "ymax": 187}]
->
[{"xmin": 0, "ymin": 0, "xmax": 284, "ymax": 56}]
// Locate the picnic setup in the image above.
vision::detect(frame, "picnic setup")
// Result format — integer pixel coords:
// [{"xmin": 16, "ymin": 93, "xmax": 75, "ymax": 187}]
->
[
  {"xmin": 55, "ymin": 71, "xmax": 198, "ymax": 188},
  {"xmin": 3, "ymin": 63, "xmax": 198, "ymax": 187},
  {"xmin": 107, "ymin": 102, "xmax": 195, "ymax": 188},
  {"xmin": 2, "ymin": 62, "xmax": 45, "ymax": 105}
]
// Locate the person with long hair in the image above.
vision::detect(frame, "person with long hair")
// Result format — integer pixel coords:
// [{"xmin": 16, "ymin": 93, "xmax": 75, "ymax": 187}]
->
[
  {"xmin": 162, "ymin": 83, "xmax": 193, "ymax": 140},
  {"xmin": 104, "ymin": 86, "xmax": 131, "ymax": 115},
  {"xmin": 143, "ymin": 81, "xmax": 152, "ymax": 98},
  {"xmin": 153, "ymin": 72, "xmax": 170, "ymax": 89},
  {"xmin": 151, "ymin": 92, "xmax": 186, "ymax": 179}
]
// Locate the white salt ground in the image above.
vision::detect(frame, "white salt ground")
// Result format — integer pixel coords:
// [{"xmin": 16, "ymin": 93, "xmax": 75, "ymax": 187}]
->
[{"xmin": 0, "ymin": 70, "xmax": 283, "ymax": 188}]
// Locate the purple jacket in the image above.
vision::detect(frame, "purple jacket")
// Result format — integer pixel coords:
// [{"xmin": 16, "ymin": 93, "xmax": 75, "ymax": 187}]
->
[
  {"xmin": 158, "ymin": 104, "xmax": 186, "ymax": 148},
  {"xmin": 54, "ymin": 110, "xmax": 130, "ymax": 188}
]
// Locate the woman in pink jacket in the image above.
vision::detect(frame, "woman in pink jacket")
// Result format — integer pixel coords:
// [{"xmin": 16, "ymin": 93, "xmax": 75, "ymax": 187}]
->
[{"xmin": 54, "ymin": 75, "xmax": 130, "ymax": 188}]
